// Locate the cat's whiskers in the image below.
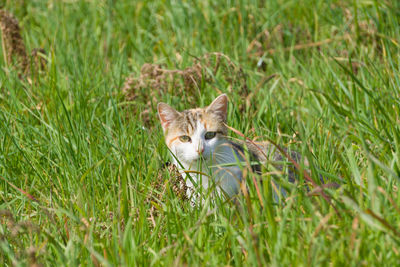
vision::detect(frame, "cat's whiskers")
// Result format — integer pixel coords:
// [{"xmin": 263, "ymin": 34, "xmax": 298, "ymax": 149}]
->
[{"xmin": 209, "ymin": 150, "xmax": 233, "ymax": 162}]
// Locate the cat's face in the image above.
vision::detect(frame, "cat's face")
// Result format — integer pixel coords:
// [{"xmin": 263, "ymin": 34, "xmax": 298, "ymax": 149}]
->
[{"xmin": 157, "ymin": 94, "xmax": 228, "ymax": 167}]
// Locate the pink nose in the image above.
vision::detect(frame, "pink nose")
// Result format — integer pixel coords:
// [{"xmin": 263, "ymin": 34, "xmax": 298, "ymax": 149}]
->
[{"xmin": 197, "ymin": 147, "xmax": 204, "ymax": 155}]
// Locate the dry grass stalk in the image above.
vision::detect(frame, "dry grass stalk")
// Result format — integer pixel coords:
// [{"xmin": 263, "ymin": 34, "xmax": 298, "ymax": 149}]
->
[
  {"xmin": 250, "ymin": 36, "xmax": 347, "ymax": 57},
  {"xmin": 247, "ymin": 7, "xmax": 380, "ymax": 60},
  {"xmin": 31, "ymin": 48, "xmax": 47, "ymax": 71}
]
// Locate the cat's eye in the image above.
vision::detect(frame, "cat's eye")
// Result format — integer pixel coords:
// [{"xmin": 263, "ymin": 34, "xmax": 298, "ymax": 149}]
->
[
  {"xmin": 205, "ymin": 132, "xmax": 217, "ymax": 140},
  {"xmin": 179, "ymin": 135, "xmax": 191, "ymax": 142}
]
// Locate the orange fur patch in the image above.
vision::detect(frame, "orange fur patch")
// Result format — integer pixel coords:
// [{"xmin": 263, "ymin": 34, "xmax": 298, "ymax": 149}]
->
[{"xmin": 167, "ymin": 136, "xmax": 180, "ymax": 147}]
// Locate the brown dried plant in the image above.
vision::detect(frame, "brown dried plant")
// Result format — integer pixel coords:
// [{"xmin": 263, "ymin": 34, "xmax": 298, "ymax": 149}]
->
[
  {"xmin": 0, "ymin": 9, "xmax": 47, "ymax": 78},
  {"xmin": 0, "ymin": 209, "xmax": 45, "ymax": 266},
  {"xmin": 122, "ymin": 62, "xmax": 207, "ymax": 103},
  {"xmin": 122, "ymin": 52, "xmax": 249, "ymax": 126},
  {"xmin": 145, "ymin": 162, "xmax": 190, "ymax": 228},
  {"xmin": 0, "ymin": 9, "xmax": 28, "ymax": 72},
  {"xmin": 150, "ymin": 163, "xmax": 188, "ymax": 204}
]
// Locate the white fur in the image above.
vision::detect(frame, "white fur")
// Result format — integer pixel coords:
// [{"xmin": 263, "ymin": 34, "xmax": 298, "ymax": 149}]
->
[{"xmin": 170, "ymin": 121, "xmax": 243, "ymax": 202}]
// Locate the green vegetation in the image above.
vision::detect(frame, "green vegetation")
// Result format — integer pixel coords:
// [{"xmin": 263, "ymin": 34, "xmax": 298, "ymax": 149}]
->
[{"xmin": 1, "ymin": 0, "xmax": 400, "ymax": 265}]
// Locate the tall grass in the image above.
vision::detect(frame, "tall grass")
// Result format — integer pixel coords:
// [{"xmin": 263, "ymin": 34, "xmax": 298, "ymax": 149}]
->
[{"xmin": 1, "ymin": 0, "xmax": 399, "ymax": 265}]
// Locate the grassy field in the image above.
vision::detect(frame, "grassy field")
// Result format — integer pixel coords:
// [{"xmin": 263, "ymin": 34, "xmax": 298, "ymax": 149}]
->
[{"xmin": 1, "ymin": 0, "xmax": 400, "ymax": 266}]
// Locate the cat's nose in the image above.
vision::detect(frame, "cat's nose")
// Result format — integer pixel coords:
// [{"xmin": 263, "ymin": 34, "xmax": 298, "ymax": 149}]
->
[{"xmin": 196, "ymin": 147, "xmax": 204, "ymax": 155}]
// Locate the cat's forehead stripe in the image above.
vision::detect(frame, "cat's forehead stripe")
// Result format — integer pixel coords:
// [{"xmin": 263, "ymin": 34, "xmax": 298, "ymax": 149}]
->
[
  {"xmin": 187, "ymin": 111, "xmax": 196, "ymax": 132},
  {"xmin": 181, "ymin": 109, "xmax": 204, "ymax": 133}
]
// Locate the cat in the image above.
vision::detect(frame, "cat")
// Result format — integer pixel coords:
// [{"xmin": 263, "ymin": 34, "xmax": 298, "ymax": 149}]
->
[{"xmin": 157, "ymin": 94, "xmax": 302, "ymax": 202}]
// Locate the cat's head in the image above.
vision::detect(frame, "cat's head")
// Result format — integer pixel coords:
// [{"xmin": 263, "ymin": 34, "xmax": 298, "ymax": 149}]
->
[{"xmin": 157, "ymin": 94, "xmax": 228, "ymax": 166}]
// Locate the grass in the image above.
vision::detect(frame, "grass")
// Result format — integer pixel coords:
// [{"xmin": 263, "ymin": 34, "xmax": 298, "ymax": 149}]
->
[{"xmin": 1, "ymin": 0, "xmax": 400, "ymax": 265}]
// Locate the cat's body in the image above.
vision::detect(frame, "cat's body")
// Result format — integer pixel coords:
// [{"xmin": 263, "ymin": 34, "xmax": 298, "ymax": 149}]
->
[{"xmin": 157, "ymin": 94, "xmax": 299, "ymax": 201}]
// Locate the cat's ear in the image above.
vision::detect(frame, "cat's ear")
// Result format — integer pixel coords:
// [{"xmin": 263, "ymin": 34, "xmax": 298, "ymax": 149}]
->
[
  {"xmin": 157, "ymin": 102, "xmax": 180, "ymax": 129},
  {"xmin": 206, "ymin": 94, "xmax": 228, "ymax": 121}
]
